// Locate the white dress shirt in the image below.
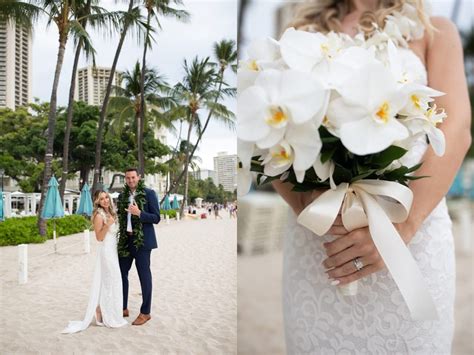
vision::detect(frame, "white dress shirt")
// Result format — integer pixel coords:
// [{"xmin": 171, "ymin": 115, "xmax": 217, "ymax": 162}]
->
[{"xmin": 126, "ymin": 192, "xmax": 135, "ymax": 233}]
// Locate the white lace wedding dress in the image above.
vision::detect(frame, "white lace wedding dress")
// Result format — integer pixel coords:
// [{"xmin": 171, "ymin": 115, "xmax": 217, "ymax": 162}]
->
[
  {"xmin": 62, "ymin": 211, "xmax": 128, "ymax": 334},
  {"xmin": 282, "ymin": 20, "xmax": 456, "ymax": 355}
]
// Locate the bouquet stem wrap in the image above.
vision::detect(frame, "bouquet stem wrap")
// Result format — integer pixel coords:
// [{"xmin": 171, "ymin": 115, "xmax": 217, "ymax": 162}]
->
[{"xmin": 296, "ymin": 179, "xmax": 438, "ymax": 320}]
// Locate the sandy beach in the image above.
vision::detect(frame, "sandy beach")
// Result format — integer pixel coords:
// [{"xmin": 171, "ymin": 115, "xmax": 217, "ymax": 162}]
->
[
  {"xmin": 0, "ymin": 211, "xmax": 236, "ymax": 354},
  {"xmin": 238, "ymin": 207, "xmax": 474, "ymax": 355}
]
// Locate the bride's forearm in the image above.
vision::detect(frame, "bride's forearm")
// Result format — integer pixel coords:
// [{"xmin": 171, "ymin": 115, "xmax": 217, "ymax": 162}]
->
[
  {"xmin": 404, "ymin": 121, "xmax": 471, "ymax": 239},
  {"xmin": 272, "ymin": 180, "xmax": 307, "ymax": 215}
]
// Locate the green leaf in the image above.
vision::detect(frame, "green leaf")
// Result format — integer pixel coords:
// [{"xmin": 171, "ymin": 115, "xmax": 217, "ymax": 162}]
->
[
  {"xmin": 371, "ymin": 146, "xmax": 407, "ymax": 166},
  {"xmin": 351, "ymin": 169, "xmax": 378, "ymax": 182},
  {"xmin": 320, "ymin": 146, "xmax": 337, "ymax": 163},
  {"xmin": 332, "ymin": 163, "xmax": 353, "ymax": 184}
]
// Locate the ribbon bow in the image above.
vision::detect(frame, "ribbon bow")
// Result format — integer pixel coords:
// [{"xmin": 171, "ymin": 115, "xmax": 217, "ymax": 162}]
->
[{"xmin": 297, "ymin": 179, "xmax": 438, "ymax": 320}]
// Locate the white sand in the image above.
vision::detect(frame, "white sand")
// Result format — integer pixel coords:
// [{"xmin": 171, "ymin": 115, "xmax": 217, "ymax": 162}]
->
[
  {"xmin": 238, "ymin": 212, "xmax": 474, "ymax": 355},
  {"xmin": 0, "ymin": 212, "xmax": 236, "ymax": 354}
]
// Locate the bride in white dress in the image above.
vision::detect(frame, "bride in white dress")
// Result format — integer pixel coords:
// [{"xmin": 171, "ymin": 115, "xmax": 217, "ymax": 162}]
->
[
  {"xmin": 272, "ymin": 0, "xmax": 471, "ymax": 353},
  {"xmin": 62, "ymin": 191, "xmax": 128, "ymax": 334}
]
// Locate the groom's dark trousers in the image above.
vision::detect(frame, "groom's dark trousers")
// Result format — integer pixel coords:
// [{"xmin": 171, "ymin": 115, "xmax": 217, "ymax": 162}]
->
[{"xmin": 119, "ymin": 188, "xmax": 160, "ymax": 315}]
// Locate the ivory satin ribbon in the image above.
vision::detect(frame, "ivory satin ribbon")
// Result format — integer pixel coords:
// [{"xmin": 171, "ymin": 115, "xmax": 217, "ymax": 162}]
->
[{"xmin": 296, "ymin": 179, "xmax": 438, "ymax": 320}]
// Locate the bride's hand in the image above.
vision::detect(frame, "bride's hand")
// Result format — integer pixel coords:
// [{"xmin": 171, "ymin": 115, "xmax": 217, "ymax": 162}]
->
[
  {"xmin": 322, "ymin": 227, "xmax": 383, "ymax": 285},
  {"xmin": 322, "ymin": 223, "xmax": 415, "ymax": 285}
]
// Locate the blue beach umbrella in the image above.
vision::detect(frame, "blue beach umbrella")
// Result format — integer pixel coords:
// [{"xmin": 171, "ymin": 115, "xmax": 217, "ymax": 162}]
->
[
  {"xmin": 42, "ymin": 176, "xmax": 64, "ymax": 219},
  {"xmin": 162, "ymin": 195, "xmax": 172, "ymax": 210},
  {"xmin": 41, "ymin": 176, "xmax": 64, "ymax": 251},
  {"xmin": 0, "ymin": 191, "xmax": 4, "ymax": 221},
  {"xmin": 172, "ymin": 195, "xmax": 179, "ymax": 209},
  {"xmin": 76, "ymin": 183, "xmax": 93, "ymax": 216}
]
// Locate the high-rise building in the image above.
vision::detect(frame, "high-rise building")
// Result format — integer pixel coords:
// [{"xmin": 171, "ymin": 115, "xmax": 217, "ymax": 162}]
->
[
  {"xmin": 213, "ymin": 152, "xmax": 237, "ymax": 193},
  {"xmin": 74, "ymin": 66, "xmax": 122, "ymax": 106},
  {"xmin": 0, "ymin": 19, "xmax": 32, "ymax": 110},
  {"xmin": 193, "ymin": 169, "xmax": 217, "ymax": 186}
]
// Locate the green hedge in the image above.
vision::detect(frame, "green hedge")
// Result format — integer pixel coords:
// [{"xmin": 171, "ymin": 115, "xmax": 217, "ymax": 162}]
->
[
  {"xmin": 0, "ymin": 215, "xmax": 91, "ymax": 246},
  {"xmin": 161, "ymin": 209, "xmax": 177, "ymax": 218}
]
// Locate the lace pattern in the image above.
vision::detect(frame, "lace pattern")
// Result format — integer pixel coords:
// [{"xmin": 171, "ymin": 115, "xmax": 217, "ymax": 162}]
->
[{"xmin": 282, "ymin": 199, "xmax": 455, "ymax": 353}]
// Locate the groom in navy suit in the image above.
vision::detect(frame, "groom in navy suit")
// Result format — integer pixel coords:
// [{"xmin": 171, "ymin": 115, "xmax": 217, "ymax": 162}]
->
[{"xmin": 119, "ymin": 168, "xmax": 160, "ymax": 326}]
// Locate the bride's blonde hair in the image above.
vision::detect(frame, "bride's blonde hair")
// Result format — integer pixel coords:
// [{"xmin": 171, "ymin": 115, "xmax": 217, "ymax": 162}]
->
[
  {"xmin": 289, "ymin": 0, "xmax": 434, "ymax": 38},
  {"xmin": 91, "ymin": 190, "xmax": 117, "ymax": 223}
]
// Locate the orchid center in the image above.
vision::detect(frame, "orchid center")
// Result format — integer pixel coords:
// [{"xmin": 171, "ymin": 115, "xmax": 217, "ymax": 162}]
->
[
  {"xmin": 375, "ymin": 101, "xmax": 390, "ymax": 123},
  {"xmin": 271, "ymin": 144, "xmax": 293, "ymax": 167},
  {"xmin": 322, "ymin": 115, "xmax": 333, "ymax": 128},
  {"xmin": 411, "ymin": 94, "xmax": 421, "ymax": 109},
  {"xmin": 247, "ymin": 60, "xmax": 259, "ymax": 71},
  {"xmin": 265, "ymin": 106, "xmax": 288, "ymax": 128},
  {"xmin": 427, "ymin": 107, "xmax": 444, "ymax": 127}
]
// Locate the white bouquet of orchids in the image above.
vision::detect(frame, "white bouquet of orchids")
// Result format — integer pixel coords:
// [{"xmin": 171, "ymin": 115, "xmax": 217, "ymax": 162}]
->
[{"xmin": 237, "ymin": 27, "xmax": 445, "ymax": 321}]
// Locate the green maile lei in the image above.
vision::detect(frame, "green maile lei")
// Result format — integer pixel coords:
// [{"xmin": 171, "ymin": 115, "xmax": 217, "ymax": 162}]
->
[{"xmin": 117, "ymin": 180, "xmax": 146, "ymax": 257}]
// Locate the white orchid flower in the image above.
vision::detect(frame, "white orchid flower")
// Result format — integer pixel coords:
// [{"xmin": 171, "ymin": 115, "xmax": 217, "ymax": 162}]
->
[
  {"xmin": 279, "ymin": 28, "xmax": 328, "ymax": 72},
  {"xmin": 326, "ymin": 61, "xmax": 409, "ymax": 155},
  {"xmin": 259, "ymin": 122, "xmax": 323, "ymax": 183},
  {"xmin": 387, "ymin": 40, "xmax": 426, "ymax": 85},
  {"xmin": 400, "ymin": 83, "xmax": 444, "ymax": 117},
  {"xmin": 403, "ymin": 105, "xmax": 447, "ymax": 156},
  {"xmin": 238, "ymin": 69, "xmax": 329, "ymax": 149},
  {"xmin": 330, "ymin": 46, "xmax": 378, "ymax": 90},
  {"xmin": 238, "ymin": 37, "xmax": 285, "ymax": 94},
  {"xmin": 262, "ymin": 140, "xmax": 294, "ymax": 178},
  {"xmin": 279, "ymin": 28, "xmax": 348, "ymax": 86},
  {"xmin": 286, "ymin": 122, "xmax": 323, "ymax": 182},
  {"xmin": 260, "ymin": 120, "xmax": 322, "ymax": 183},
  {"xmin": 237, "ymin": 139, "xmax": 256, "ymax": 170},
  {"xmin": 313, "ymin": 156, "xmax": 336, "ymax": 189}
]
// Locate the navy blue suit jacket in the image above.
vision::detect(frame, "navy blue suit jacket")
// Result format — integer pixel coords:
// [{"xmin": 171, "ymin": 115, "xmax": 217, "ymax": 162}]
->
[{"xmin": 139, "ymin": 188, "xmax": 161, "ymax": 249}]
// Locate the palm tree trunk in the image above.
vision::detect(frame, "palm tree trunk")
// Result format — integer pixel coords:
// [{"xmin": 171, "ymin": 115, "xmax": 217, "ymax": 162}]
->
[
  {"xmin": 59, "ymin": 40, "xmax": 83, "ymax": 201},
  {"xmin": 238, "ymin": 0, "xmax": 249, "ymax": 50},
  {"xmin": 179, "ymin": 114, "xmax": 194, "ymax": 217},
  {"xmin": 37, "ymin": 34, "xmax": 68, "ymax": 236},
  {"xmin": 93, "ymin": 0, "xmax": 134, "ymax": 192},
  {"xmin": 165, "ymin": 72, "xmax": 224, "ymax": 200},
  {"xmin": 138, "ymin": 9, "xmax": 152, "ymax": 177}
]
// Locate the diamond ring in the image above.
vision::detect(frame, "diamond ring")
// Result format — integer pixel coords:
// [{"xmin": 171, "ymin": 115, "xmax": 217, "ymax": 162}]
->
[{"xmin": 353, "ymin": 257, "xmax": 364, "ymax": 271}]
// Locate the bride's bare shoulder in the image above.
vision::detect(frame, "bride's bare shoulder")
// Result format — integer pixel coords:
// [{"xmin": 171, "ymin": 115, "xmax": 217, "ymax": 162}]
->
[
  {"xmin": 425, "ymin": 16, "xmax": 463, "ymax": 64},
  {"xmin": 428, "ymin": 17, "xmax": 462, "ymax": 47}
]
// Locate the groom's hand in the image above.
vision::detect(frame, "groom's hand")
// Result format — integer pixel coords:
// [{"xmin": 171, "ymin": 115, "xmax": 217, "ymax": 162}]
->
[{"xmin": 126, "ymin": 201, "xmax": 141, "ymax": 217}]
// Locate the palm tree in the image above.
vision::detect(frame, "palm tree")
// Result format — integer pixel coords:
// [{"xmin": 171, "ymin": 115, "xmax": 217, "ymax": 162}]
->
[
  {"xmin": 166, "ymin": 140, "xmax": 201, "ymax": 185},
  {"xmin": 107, "ymin": 61, "xmax": 175, "ymax": 161},
  {"xmin": 184, "ymin": 39, "xmax": 237, "ymax": 174},
  {"xmin": 59, "ymin": 0, "xmax": 99, "ymax": 200},
  {"xmin": 168, "ymin": 57, "xmax": 235, "ymax": 216},
  {"xmin": 92, "ymin": 0, "xmax": 147, "ymax": 191},
  {"xmin": 165, "ymin": 41, "xmax": 236, "ymax": 206},
  {"xmin": 1, "ymin": 0, "xmax": 104, "ymax": 235},
  {"xmin": 137, "ymin": 0, "xmax": 189, "ymax": 176}
]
